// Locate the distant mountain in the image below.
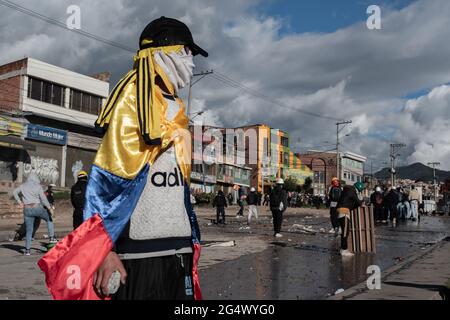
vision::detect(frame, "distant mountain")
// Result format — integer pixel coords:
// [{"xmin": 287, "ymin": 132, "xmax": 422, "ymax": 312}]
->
[{"xmin": 374, "ymin": 163, "xmax": 450, "ymax": 182}]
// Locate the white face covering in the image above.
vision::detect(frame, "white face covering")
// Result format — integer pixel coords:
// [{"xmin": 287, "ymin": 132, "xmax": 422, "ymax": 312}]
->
[{"xmin": 154, "ymin": 47, "xmax": 195, "ymax": 92}]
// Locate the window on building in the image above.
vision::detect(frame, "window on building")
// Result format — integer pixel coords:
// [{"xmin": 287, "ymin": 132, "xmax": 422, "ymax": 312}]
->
[
  {"xmin": 344, "ymin": 172, "xmax": 347, "ymax": 179},
  {"xmin": 351, "ymin": 174, "xmax": 355, "ymax": 182},
  {"xmin": 192, "ymin": 164, "xmax": 202, "ymax": 173},
  {"xmin": 263, "ymin": 138, "xmax": 269, "ymax": 158},
  {"xmin": 281, "ymin": 136, "xmax": 289, "ymax": 148},
  {"xmin": 70, "ymin": 89, "xmax": 103, "ymax": 115},
  {"xmin": 27, "ymin": 77, "xmax": 65, "ymax": 107},
  {"xmin": 284, "ymin": 152, "xmax": 289, "ymax": 166}
]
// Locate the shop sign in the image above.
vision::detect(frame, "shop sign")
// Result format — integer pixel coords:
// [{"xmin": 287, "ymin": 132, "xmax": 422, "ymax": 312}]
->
[{"xmin": 27, "ymin": 124, "xmax": 67, "ymax": 145}]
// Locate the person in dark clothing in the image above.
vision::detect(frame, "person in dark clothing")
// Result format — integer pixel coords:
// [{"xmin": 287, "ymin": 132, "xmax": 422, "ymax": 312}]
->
[
  {"xmin": 213, "ymin": 190, "xmax": 227, "ymax": 224},
  {"xmin": 257, "ymin": 192, "xmax": 262, "ymax": 206},
  {"xmin": 71, "ymin": 171, "xmax": 88, "ymax": 230},
  {"xmin": 247, "ymin": 187, "xmax": 259, "ymax": 224},
  {"xmin": 327, "ymin": 177, "xmax": 342, "ymax": 234},
  {"xmin": 269, "ymin": 179, "xmax": 288, "ymax": 237},
  {"xmin": 236, "ymin": 186, "xmax": 245, "ymax": 218},
  {"xmin": 337, "ymin": 184, "xmax": 362, "ymax": 257},
  {"xmin": 263, "ymin": 193, "xmax": 270, "ymax": 206},
  {"xmin": 384, "ymin": 185, "xmax": 399, "ymax": 227},
  {"xmin": 370, "ymin": 186, "xmax": 386, "ymax": 223},
  {"xmin": 227, "ymin": 193, "xmax": 233, "ymax": 206}
]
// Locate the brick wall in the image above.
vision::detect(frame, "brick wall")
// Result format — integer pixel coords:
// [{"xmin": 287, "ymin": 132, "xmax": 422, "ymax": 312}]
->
[
  {"xmin": 0, "ymin": 76, "xmax": 21, "ymax": 112},
  {"xmin": 0, "ymin": 58, "xmax": 27, "ymax": 112},
  {"xmin": 0, "ymin": 58, "xmax": 27, "ymax": 76}
]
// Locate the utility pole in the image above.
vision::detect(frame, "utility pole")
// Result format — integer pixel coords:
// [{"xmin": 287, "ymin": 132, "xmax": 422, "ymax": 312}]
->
[
  {"xmin": 390, "ymin": 143, "xmax": 406, "ymax": 187},
  {"xmin": 427, "ymin": 162, "xmax": 440, "ymax": 201},
  {"xmin": 187, "ymin": 70, "xmax": 214, "ymax": 116},
  {"xmin": 187, "ymin": 70, "xmax": 213, "ymax": 193},
  {"xmin": 336, "ymin": 120, "xmax": 352, "ymax": 182}
]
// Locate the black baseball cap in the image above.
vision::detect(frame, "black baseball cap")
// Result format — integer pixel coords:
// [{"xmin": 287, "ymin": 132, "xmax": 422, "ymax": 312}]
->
[{"xmin": 139, "ymin": 16, "xmax": 208, "ymax": 57}]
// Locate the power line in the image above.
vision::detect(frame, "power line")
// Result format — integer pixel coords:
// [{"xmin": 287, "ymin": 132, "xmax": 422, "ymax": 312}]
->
[
  {"xmin": 0, "ymin": 0, "xmax": 135, "ymax": 53},
  {"xmin": 211, "ymin": 72, "xmax": 342, "ymax": 121},
  {"xmin": 0, "ymin": 0, "xmax": 343, "ymax": 123}
]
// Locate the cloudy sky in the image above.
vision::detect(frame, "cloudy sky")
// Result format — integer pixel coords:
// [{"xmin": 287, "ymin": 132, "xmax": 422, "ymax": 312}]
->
[{"xmin": 1, "ymin": 0, "xmax": 450, "ymax": 171}]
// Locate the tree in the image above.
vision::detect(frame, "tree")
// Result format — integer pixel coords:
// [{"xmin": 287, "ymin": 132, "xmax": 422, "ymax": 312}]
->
[
  {"xmin": 303, "ymin": 177, "xmax": 313, "ymax": 194},
  {"xmin": 284, "ymin": 176, "xmax": 299, "ymax": 192}
]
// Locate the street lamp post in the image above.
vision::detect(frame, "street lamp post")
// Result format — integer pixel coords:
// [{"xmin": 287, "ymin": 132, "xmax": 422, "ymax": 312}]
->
[
  {"xmin": 336, "ymin": 121, "xmax": 352, "ymax": 182},
  {"xmin": 428, "ymin": 162, "xmax": 440, "ymax": 201},
  {"xmin": 187, "ymin": 70, "xmax": 213, "ymax": 193}
]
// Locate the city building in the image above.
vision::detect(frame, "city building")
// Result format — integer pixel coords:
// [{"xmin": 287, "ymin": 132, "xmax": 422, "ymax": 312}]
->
[
  {"xmin": 341, "ymin": 152, "xmax": 367, "ymax": 185},
  {"xmin": 0, "ymin": 57, "xmax": 109, "ymax": 192},
  {"xmin": 189, "ymin": 124, "xmax": 252, "ymax": 194},
  {"xmin": 299, "ymin": 150, "xmax": 366, "ymax": 195},
  {"xmin": 189, "ymin": 123, "xmax": 313, "ymax": 194}
]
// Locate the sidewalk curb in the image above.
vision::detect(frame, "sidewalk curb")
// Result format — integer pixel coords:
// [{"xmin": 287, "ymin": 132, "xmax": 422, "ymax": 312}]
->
[{"xmin": 328, "ymin": 237, "xmax": 448, "ymax": 300}]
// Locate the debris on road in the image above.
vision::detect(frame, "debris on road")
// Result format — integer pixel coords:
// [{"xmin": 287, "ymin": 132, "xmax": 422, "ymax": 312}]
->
[
  {"xmin": 288, "ymin": 224, "xmax": 317, "ymax": 234},
  {"xmin": 334, "ymin": 288, "xmax": 345, "ymax": 295},
  {"xmin": 203, "ymin": 240, "xmax": 236, "ymax": 248}
]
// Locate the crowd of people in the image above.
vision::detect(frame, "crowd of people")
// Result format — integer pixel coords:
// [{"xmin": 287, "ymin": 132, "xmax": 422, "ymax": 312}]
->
[
  {"xmin": 369, "ymin": 184, "xmax": 421, "ymax": 226},
  {"xmin": 211, "ymin": 179, "xmax": 288, "ymax": 238}
]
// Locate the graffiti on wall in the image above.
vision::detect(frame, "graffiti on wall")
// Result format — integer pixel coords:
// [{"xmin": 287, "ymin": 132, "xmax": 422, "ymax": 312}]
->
[
  {"xmin": 72, "ymin": 160, "xmax": 84, "ymax": 182},
  {"xmin": 23, "ymin": 156, "xmax": 60, "ymax": 184}
]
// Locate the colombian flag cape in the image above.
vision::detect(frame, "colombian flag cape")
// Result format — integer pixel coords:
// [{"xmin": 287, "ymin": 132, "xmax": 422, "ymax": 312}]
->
[{"xmin": 38, "ymin": 45, "xmax": 202, "ymax": 300}]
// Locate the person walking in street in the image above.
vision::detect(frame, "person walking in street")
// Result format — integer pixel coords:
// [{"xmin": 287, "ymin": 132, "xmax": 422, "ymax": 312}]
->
[
  {"xmin": 370, "ymin": 186, "xmax": 385, "ymax": 224},
  {"xmin": 409, "ymin": 185, "xmax": 420, "ymax": 222},
  {"xmin": 327, "ymin": 177, "xmax": 342, "ymax": 235},
  {"xmin": 236, "ymin": 185, "xmax": 245, "ymax": 218},
  {"xmin": 13, "ymin": 173, "xmax": 56, "ymax": 255},
  {"xmin": 384, "ymin": 184, "xmax": 399, "ymax": 227},
  {"xmin": 227, "ymin": 193, "xmax": 233, "ymax": 206},
  {"xmin": 263, "ymin": 193, "xmax": 270, "ymax": 207},
  {"xmin": 270, "ymin": 178, "xmax": 288, "ymax": 238},
  {"xmin": 10, "ymin": 183, "xmax": 56, "ymax": 242},
  {"xmin": 38, "ymin": 16, "xmax": 207, "ymax": 300},
  {"xmin": 336, "ymin": 184, "xmax": 362, "ymax": 257},
  {"xmin": 247, "ymin": 187, "xmax": 259, "ymax": 225},
  {"xmin": 71, "ymin": 170, "xmax": 88, "ymax": 230},
  {"xmin": 213, "ymin": 190, "xmax": 227, "ymax": 224}
]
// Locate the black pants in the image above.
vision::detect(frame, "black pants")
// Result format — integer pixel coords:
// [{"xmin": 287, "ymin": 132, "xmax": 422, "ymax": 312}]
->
[
  {"xmin": 387, "ymin": 205, "xmax": 398, "ymax": 220},
  {"xmin": 237, "ymin": 200, "xmax": 244, "ymax": 216},
  {"xmin": 329, "ymin": 207, "xmax": 339, "ymax": 229},
  {"xmin": 339, "ymin": 216, "xmax": 350, "ymax": 250},
  {"xmin": 73, "ymin": 209, "xmax": 83, "ymax": 230},
  {"xmin": 112, "ymin": 253, "xmax": 194, "ymax": 300},
  {"xmin": 15, "ymin": 219, "xmax": 41, "ymax": 240},
  {"xmin": 271, "ymin": 209, "xmax": 283, "ymax": 234},
  {"xmin": 374, "ymin": 205, "xmax": 385, "ymax": 221},
  {"xmin": 216, "ymin": 207, "xmax": 225, "ymax": 223}
]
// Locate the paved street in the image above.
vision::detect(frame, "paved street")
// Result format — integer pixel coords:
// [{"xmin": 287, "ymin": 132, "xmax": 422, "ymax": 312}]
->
[{"xmin": 0, "ymin": 203, "xmax": 449, "ymax": 300}]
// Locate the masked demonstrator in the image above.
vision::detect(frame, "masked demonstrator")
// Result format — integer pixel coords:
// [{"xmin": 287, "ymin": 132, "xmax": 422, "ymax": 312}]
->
[{"xmin": 38, "ymin": 17, "xmax": 208, "ymax": 300}]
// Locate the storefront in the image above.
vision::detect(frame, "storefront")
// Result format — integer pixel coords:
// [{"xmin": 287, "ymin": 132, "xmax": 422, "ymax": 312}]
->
[
  {"xmin": 65, "ymin": 132, "xmax": 100, "ymax": 187},
  {"xmin": 24, "ymin": 124, "xmax": 67, "ymax": 186},
  {"xmin": 190, "ymin": 170, "xmax": 216, "ymax": 194},
  {"xmin": 0, "ymin": 116, "xmax": 35, "ymax": 191}
]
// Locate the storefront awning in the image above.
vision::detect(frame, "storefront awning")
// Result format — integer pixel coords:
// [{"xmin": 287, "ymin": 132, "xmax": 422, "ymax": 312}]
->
[{"xmin": 0, "ymin": 135, "xmax": 36, "ymax": 151}]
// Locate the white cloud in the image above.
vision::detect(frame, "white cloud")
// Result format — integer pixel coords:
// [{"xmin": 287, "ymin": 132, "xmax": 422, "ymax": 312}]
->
[{"xmin": 1, "ymin": 0, "xmax": 450, "ymax": 170}]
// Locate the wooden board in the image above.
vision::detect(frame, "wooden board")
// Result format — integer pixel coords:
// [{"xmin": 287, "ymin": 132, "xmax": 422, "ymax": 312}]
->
[{"xmin": 347, "ymin": 206, "xmax": 376, "ymax": 253}]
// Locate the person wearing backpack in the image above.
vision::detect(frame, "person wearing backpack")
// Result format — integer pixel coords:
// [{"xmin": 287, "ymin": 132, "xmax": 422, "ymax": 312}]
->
[
  {"xmin": 371, "ymin": 186, "xmax": 385, "ymax": 223},
  {"xmin": 327, "ymin": 177, "xmax": 342, "ymax": 235},
  {"xmin": 71, "ymin": 171, "xmax": 88, "ymax": 230},
  {"xmin": 269, "ymin": 178, "xmax": 288, "ymax": 238},
  {"xmin": 337, "ymin": 184, "xmax": 363, "ymax": 257}
]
